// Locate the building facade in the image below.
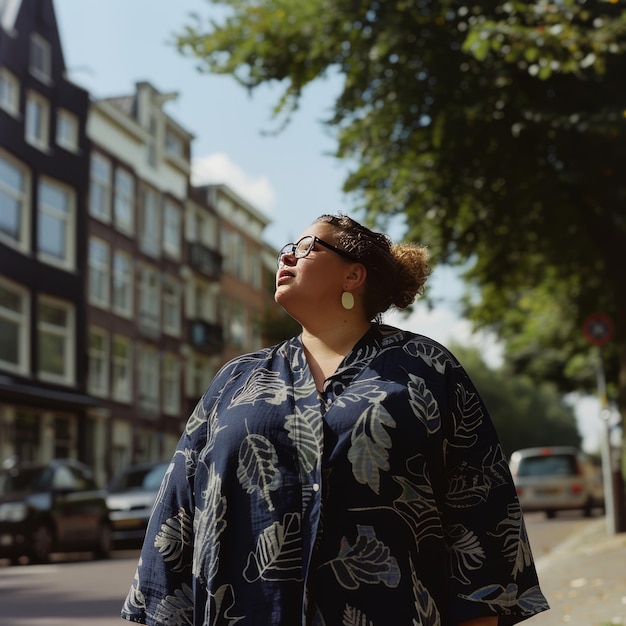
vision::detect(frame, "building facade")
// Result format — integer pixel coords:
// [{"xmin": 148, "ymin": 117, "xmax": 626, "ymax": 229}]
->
[
  {"xmin": 1, "ymin": 0, "xmax": 278, "ymax": 485},
  {"xmin": 0, "ymin": 0, "xmax": 94, "ymax": 467}
]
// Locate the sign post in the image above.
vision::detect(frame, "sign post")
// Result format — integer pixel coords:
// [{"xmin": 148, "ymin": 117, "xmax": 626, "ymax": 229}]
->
[{"xmin": 581, "ymin": 313, "xmax": 616, "ymax": 535}]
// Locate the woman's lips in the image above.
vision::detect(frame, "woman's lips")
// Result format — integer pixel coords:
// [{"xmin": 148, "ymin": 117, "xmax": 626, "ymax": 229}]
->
[{"xmin": 276, "ymin": 269, "xmax": 294, "ymax": 285}]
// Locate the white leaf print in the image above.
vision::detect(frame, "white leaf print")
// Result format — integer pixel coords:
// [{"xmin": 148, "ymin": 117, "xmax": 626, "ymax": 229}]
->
[
  {"xmin": 152, "ymin": 582, "xmax": 194, "ymax": 625},
  {"xmin": 450, "ymin": 382, "xmax": 483, "ymax": 447},
  {"xmin": 207, "ymin": 584, "xmax": 244, "ymax": 625},
  {"xmin": 411, "ymin": 574, "xmax": 441, "ymax": 626},
  {"xmin": 185, "ymin": 398, "xmax": 206, "ymax": 435},
  {"xmin": 122, "ymin": 565, "xmax": 146, "ymax": 614},
  {"xmin": 407, "ymin": 373, "xmax": 440, "ymax": 434},
  {"xmin": 193, "ymin": 463, "xmax": 227, "ymax": 581},
  {"xmin": 447, "ymin": 524, "xmax": 485, "ymax": 584},
  {"xmin": 348, "ymin": 403, "xmax": 395, "ymax": 494},
  {"xmin": 243, "ymin": 513, "xmax": 303, "ymax": 582},
  {"xmin": 285, "ymin": 406, "xmax": 323, "ymax": 476},
  {"xmin": 229, "ymin": 368, "xmax": 289, "ymax": 406},
  {"xmin": 154, "ymin": 507, "xmax": 193, "ymax": 573},
  {"xmin": 392, "ymin": 471, "xmax": 444, "ymax": 546},
  {"xmin": 342, "ymin": 604, "xmax": 374, "ymax": 626},
  {"xmin": 460, "ymin": 581, "xmax": 547, "ymax": 613},
  {"xmin": 334, "ymin": 380, "xmax": 388, "ymax": 408},
  {"xmin": 403, "ymin": 338, "xmax": 457, "ymax": 374},
  {"xmin": 237, "ymin": 433, "xmax": 281, "ymax": 511},
  {"xmin": 490, "ymin": 502, "xmax": 533, "ymax": 577},
  {"xmin": 328, "ymin": 525, "xmax": 400, "ymax": 590}
]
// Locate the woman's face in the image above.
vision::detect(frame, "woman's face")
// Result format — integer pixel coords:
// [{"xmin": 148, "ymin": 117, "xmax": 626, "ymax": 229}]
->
[{"xmin": 275, "ymin": 222, "xmax": 354, "ymax": 321}]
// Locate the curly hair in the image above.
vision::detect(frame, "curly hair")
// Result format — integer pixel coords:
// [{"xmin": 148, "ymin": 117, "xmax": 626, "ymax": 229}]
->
[{"xmin": 315, "ymin": 213, "xmax": 431, "ymax": 321}]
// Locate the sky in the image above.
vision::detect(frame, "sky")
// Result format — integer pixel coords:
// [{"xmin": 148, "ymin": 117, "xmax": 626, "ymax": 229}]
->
[{"xmin": 52, "ymin": 0, "xmax": 606, "ymax": 453}]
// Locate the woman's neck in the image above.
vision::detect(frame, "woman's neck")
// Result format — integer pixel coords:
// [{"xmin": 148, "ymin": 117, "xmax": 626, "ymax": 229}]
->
[{"xmin": 300, "ymin": 321, "xmax": 371, "ymax": 390}]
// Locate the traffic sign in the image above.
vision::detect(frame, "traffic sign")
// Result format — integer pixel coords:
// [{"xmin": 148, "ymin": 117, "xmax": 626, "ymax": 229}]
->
[{"xmin": 582, "ymin": 313, "xmax": 615, "ymax": 346}]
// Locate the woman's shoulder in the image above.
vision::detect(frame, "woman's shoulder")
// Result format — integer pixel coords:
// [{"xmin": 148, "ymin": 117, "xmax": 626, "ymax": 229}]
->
[{"xmin": 376, "ymin": 324, "xmax": 463, "ymax": 371}]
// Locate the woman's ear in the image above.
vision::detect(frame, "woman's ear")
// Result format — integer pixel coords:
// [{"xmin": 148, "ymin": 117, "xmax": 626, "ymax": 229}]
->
[{"xmin": 344, "ymin": 263, "xmax": 367, "ymax": 290}]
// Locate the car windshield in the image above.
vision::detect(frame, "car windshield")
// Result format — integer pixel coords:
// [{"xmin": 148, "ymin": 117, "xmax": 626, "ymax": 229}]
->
[
  {"xmin": 0, "ymin": 466, "xmax": 49, "ymax": 496},
  {"xmin": 517, "ymin": 454, "xmax": 578, "ymax": 477},
  {"xmin": 109, "ymin": 464, "xmax": 167, "ymax": 492}
]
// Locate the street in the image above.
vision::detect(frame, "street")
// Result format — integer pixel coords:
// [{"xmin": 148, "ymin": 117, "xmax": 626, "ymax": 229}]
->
[{"xmin": 0, "ymin": 512, "xmax": 605, "ymax": 626}]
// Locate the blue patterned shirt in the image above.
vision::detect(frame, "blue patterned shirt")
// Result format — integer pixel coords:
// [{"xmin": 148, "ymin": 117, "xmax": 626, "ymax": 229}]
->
[{"xmin": 121, "ymin": 324, "xmax": 549, "ymax": 625}]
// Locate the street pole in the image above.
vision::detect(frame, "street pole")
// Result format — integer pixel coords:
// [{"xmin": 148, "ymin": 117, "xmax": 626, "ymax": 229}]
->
[{"xmin": 596, "ymin": 346, "xmax": 615, "ymax": 535}]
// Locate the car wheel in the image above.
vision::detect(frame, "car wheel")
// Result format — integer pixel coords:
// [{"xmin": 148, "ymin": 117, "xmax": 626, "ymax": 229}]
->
[
  {"xmin": 583, "ymin": 498, "xmax": 594, "ymax": 517},
  {"xmin": 546, "ymin": 509, "xmax": 556, "ymax": 519},
  {"xmin": 94, "ymin": 520, "xmax": 112, "ymax": 559},
  {"xmin": 30, "ymin": 523, "xmax": 54, "ymax": 563}
]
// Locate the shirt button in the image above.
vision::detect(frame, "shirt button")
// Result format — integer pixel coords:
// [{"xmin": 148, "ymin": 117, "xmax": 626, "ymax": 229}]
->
[{"xmin": 312, "ymin": 483, "xmax": 320, "ymax": 492}]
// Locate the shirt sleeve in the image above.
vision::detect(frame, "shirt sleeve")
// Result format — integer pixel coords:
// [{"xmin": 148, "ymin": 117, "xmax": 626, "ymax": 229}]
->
[{"xmin": 439, "ymin": 363, "xmax": 549, "ymax": 625}]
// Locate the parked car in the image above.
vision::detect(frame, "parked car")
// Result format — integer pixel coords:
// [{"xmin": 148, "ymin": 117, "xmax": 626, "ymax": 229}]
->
[
  {"xmin": 106, "ymin": 461, "xmax": 169, "ymax": 547},
  {"xmin": 0, "ymin": 458, "xmax": 112, "ymax": 564},
  {"xmin": 509, "ymin": 446, "xmax": 604, "ymax": 519}
]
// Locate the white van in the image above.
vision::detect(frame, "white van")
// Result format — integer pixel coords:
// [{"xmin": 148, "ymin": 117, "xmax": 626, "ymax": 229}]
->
[{"xmin": 509, "ymin": 446, "xmax": 604, "ymax": 518}]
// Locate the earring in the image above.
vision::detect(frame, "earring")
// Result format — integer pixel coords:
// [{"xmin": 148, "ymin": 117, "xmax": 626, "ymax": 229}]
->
[{"xmin": 341, "ymin": 291, "xmax": 355, "ymax": 310}]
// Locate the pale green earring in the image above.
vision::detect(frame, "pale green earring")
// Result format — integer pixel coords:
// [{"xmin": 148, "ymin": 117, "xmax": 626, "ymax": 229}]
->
[{"xmin": 341, "ymin": 291, "xmax": 355, "ymax": 310}]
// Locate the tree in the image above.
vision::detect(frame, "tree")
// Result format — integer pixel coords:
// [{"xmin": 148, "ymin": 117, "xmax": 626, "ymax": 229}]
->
[{"xmin": 174, "ymin": 0, "xmax": 626, "ymax": 520}]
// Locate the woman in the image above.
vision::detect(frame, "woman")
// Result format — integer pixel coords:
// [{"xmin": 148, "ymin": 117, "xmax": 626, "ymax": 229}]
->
[{"xmin": 122, "ymin": 214, "xmax": 549, "ymax": 625}]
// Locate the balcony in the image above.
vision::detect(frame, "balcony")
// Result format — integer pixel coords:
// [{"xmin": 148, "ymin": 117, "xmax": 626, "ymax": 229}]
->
[
  {"xmin": 189, "ymin": 243, "xmax": 223, "ymax": 280},
  {"xmin": 189, "ymin": 319, "xmax": 223, "ymax": 355}
]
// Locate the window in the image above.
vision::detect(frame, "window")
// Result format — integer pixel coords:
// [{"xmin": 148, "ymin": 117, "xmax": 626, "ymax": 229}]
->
[
  {"xmin": 89, "ymin": 153, "xmax": 111, "ymax": 222},
  {"xmin": 88, "ymin": 327, "xmax": 109, "ymax": 397},
  {"xmin": 56, "ymin": 109, "xmax": 79, "ymax": 151},
  {"xmin": 30, "ymin": 34, "xmax": 52, "ymax": 82},
  {"xmin": 162, "ymin": 354, "xmax": 180, "ymax": 415},
  {"xmin": 112, "ymin": 335, "xmax": 132, "ymax": 403},
  {"xmin": 0, "ymin": 278, "xmax": 29, "ymax": 374},
  {"xmin": 37, "ymin": 178, "xmax": 75, "ymax": 269},
  {"xmin": 0, "ymin": 68, "xmax": 19, "ymax": 116},
  {"xmin": 25, "ymin": 91, "xmax": 50, "ymax": 150},
  {"xmin": 114, "ymin": 169, "xmax": 135, "ymax": 234},
  {"xmin": 162, "ymin": 277, "xmax": 181, "ymax": 336},
  {"xmin": 37, "ymin": 296, "xmax": 74, "ymax": 384},
  {"xmin": 112, "ymin": 250, "xmax": 133, "ymax": 317},
  {"xmin": 147, "ymin": 115, "xmax": 158, "ymax": 167},
  {"xmin": 163, "ymin": 199, "xmax": 181, "ymax": 258},
  {"xmin": 88, "ymin": 238, "xmax": 110, "ymax": 307},
  {"xmin": 140, "ymin": 187, "xmax": 160, "ymax": 256},
  {"xmin": 138, "ymin": 345, "xmax": 159, "ymax": 413},
  {"xmin": 0, "ymin": 151, "xmax": 30, "ymax": 251},
  {"xmin": 165, "ymin": 129, "xmax": 184, "ymax": 158},
  {"xmin": 139, "ymin": 265, "xmax": 160, "ymax": 332},
  {"xmin": 249, "ymin": 249, "xmax": 262, "ymax": 289},
  {"xmin": 189, "ymin": 357, "xmax": 217, "ymax": 400}
]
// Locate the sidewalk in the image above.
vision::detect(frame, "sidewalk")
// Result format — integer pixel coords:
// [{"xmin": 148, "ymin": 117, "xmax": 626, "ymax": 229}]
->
[{"xmin": 526, "ymin": 519, "xmax": 626, "ymax": 625}]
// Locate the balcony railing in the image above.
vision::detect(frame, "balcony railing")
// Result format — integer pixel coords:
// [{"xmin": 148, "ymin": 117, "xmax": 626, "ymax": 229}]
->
[
  {"xmin": 189, "ymin": 319, "xmax": 223, "ymax": 355},
  {"xmin": 189, "ymin": 243, "xmax": 223, "ymax": 280}
]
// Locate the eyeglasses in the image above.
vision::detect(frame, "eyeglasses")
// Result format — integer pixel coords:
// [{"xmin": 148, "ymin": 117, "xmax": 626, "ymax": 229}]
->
[{"xmin": 277, "ymin": 235, "xmax": 355, "ymax": 268}]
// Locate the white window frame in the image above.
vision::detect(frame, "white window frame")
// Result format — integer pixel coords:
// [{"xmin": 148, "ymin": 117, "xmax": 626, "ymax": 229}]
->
[
  {"xmin": 140, "ymin": 187, "xmax": 160, "ymax": 257},
  {"xmin": 0, "ymin": 277, "xmax": 30, "ymax": 375},
  {"xmin": 88, "ymin": 237, "xmax": 110, "ymax": 308},
  {"xmin": 138, "ymin": 344, "xmax": 159, "ymax": 412},
  {"xmin": 162, "ymin": 354, "xmax": 180, "ymax": 416},
  {"xmin": 37, "ymin": 177, "xmax": 75, "ymax": 270},
  {"xmin": 37, "ymin": 295, "xmax": 75, "ymax": 385},
  {"xmin": 112, "ymin": 250, "xmax": 133, "ymax": 317},
  {"xmin": 25, "ymin": 90, "xmax": 50, "ymax": 150},
  {"xmin": 0, "ymin": 150, "xmax": 31, "ymax": 252},
  {"xmin": 114, "ymin": 168, "xmax": 135, "ymax": 234},
  {"xmin": 139, "ymin": 264, "xmax": 160, "ymax": 331},
  {"xmin": 89, "ymin": 153, "xmax": 112, "ymax": 222},
  {"xmin": 162, "ymin": 277, "xmax": 181, "ymax": 337},
  {"xmin": 163, "ymin": 199, "xmax": 181, "ymax": 259},
  {"xmin": 165, "ymin": 128, "xmax": 183, "ymax": 158},
  {"xmin": 0, "ymin": 68, "xmax": 20, "ymax": 116},
  {"xmin": 88, "ymin": 327, "xmax": 109, "ymax": 397},
  {"xmin": 56, "ymin": 109, "xmax": 79, "ymax": 152},
  {"xmin": 112, "ymin": 335, "xmax": 132, "ymax": 403},
  {"xmin": 29, "ymin": 34, "xmax": 52, "ymax": 83}
]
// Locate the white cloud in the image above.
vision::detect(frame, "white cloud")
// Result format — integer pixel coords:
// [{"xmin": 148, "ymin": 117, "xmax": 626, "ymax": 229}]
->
[{"xmin": 191, "ymin": 152, "xmax": 277, "ymax": 214}]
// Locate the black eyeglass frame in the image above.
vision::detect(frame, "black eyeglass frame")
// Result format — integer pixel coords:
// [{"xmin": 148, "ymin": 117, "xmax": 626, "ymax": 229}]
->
[{"xmin": 277, "ymin": 235, "xmax": 356, "ymax": 268}]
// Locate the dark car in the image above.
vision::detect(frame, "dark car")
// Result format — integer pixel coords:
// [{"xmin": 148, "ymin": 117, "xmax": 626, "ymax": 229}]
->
[
  {"xmin": 106, "ymin": 461, "xmax": 169, "ymax": 547},
  {"xmin": 0, "ymin": 458, "xmax": 112, "ymax": 564}
]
